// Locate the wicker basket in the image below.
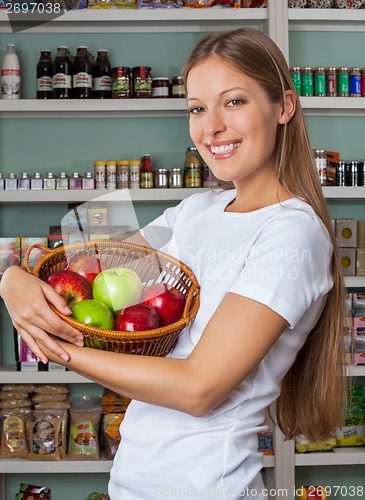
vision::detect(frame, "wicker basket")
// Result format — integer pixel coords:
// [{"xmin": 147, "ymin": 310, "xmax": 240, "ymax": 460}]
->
[{"xmin": 25, "ymin": 241, "xmax": 200, "ymax": 357}]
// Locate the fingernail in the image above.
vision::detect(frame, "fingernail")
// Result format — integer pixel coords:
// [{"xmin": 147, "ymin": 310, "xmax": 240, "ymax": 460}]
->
[
  {"xmin": 64, "ymin": 307, "xmax": 72, "ymax": 314},
  {"xmin": 75, "ymin": 341, "xmax": 84, "ymax": 348},
  {"xmin": 60, "ymin": 354, "xmax": 69, "ymax": 362},
  {"xmin": 41, "ymin": 358, "xmax": 48, "ymax": 365}
]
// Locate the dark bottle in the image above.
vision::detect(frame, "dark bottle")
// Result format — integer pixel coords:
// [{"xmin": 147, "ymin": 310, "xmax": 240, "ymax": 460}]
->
[
  {"xmin": 72, "ymin": 46, "xmax": 92, "ymax": 99},
  {"xmin": 92, "ymin": 49, "xmax": 112, "ymax": 99},
  {"xmin": 52, "ymin": 46, "xmax": 72, "ymax": 99},
  {"xmin": 36, "ymin": 50, "xmax": 53, "ymax": 99}
]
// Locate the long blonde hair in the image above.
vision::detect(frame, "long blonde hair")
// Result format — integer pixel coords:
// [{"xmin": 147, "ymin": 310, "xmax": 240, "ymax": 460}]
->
[{"xmin": 182, "ymin": 27, "xmax": 346, "ymax": 442}]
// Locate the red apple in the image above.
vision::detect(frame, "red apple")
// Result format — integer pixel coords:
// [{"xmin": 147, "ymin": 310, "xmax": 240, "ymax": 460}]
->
[
  {"xmin": 65, "ymin": 254, "xmax": 107, "ymax": 287},
  {"xmin": 115, "ymin": 303, "xmax": 159, "ymax": 332},
  {"xmin": 46, "ymin": 269, "xmax": 92, "ymax": 307},
  {"xmin": 143, "ymin": 283, "xmax": 186, "ymax": 327}
]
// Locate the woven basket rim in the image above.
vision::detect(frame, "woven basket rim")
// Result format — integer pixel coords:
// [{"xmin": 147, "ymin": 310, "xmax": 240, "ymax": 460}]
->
[{"xmin": 29, "ymin": 240, "xmax": 200, "ymax": 342}]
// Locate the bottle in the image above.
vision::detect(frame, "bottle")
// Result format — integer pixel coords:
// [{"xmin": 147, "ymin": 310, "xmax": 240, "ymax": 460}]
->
[
  {"xmin": 93, "ymin": 50, "xmax": 112, "ymax": 99},
  {"xmin": 52, "ymin": 46, "xmax": 72, "ymax": 99},
  {"xmin": 72, "ymin": 46, "xmax": 92, "ymax": 99},
  {"xmin": 30, "ymin": 172, "xmax": 43, "ymax": 190},
  {"xmin": 17, "ymin": 172, "xmax": 30, "ymax": 190},
  {"xmin": 184, "ymin": 147, "xmax": 202, "ymax": 188},
  {"xmin": 36, "ymin": 50, "xmax": 53, "ymax": 100},
  {"xmin": 140, "ymin": 154, "xmax": 154, "ymax": 188},
  {"xmin": 1, "ymin": 44, "xmax": 20, "ymax": 99}
]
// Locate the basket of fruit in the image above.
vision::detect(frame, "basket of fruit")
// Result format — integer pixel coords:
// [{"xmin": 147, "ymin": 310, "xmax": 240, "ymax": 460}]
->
[{"xmin": 24, "ymin": 240, "xmax": 200, "ymax": 357}]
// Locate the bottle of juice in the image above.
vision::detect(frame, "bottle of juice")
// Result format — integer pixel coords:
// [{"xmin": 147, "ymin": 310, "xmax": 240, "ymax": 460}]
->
[{"xmin": 1, "ymin": 44, "xmax": 20, "ymax": 99}]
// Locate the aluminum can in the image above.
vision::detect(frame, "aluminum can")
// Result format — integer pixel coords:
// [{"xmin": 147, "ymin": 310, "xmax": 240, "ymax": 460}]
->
[
  {"xmin": 290, "ymin": 67, "xmax": 302, "ymax": 95},
  {"xmin": 314, "ymin": 67, "xmax": 326, "ymax": 96},
  {"xmin": 362, "ymin": 69, "xmax": 365, "ymax": 97},
  {"xmin": 359, "ymin": 161, "xmax": 365, "ymax": 186},
  {"xmin": 336, "ymin": 161, "xmax": 346, "ymax": 187},
  {"xmin": 337, "ymin": 67, "xmax": 350, "ymax": 97},
  {"xmin": 346, "ymin": 161, "xmax": 359, "ymax": 187},
  {"xmin": 326, "ymin": 67, "xmax": 337, "ymax": 97},
  {"xmin": 350, "ymin": 68, "xmax": 361, "ymax": 97},
  {"xmin": 301, "ymin": 67, "xmax": 314, "ymax": 96}
]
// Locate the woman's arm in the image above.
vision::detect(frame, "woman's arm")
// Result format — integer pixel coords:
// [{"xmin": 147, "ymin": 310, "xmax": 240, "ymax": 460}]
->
[{"xmin": 36, "ymin": 292, "xmax": 288, "ymax": 417}]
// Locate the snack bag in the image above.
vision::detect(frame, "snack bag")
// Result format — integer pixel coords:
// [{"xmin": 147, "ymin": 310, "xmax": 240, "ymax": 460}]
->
[
  {"xmin": 68, "ymin": 396, "xmax": 102, "ymax": 460},
  {"xmin": 0, "ymin": 411, "xmax": 30, "ymax": 458},
  {"xmin": 336, "ymin": 384, "xmax": 365, "ymax": 447}
]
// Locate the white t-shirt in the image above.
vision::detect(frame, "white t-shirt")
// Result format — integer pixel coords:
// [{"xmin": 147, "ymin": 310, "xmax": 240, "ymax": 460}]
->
[{"xmin": 109, "ymin": 189, "xmax": 333, "ymax": 500}]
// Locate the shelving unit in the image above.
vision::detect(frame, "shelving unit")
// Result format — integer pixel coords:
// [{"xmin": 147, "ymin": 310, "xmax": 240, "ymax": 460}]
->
[{"xmin": 1, "ymin": 2, "xmax": 365, "ymax": 499}]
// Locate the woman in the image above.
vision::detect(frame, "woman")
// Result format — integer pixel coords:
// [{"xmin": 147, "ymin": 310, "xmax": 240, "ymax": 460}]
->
[{"xmin": 1, "ymin": 28, "xmax": 345, "ymax": 499}]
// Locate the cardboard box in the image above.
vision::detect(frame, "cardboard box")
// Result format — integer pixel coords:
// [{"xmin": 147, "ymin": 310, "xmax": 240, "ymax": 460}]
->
[
  {"xmin": 357, "ymin": 220, "xmax": 365, "ymax": 248},
  {"xmin": 20, "ymin": 236, "xmax": 48, "ymax": 270},
  {"xmin": 356, "ymin": 248, "xmax": 365, "ymax": 276},
  {"xmin": 352, "ymin": 293, "xmax": 365, "ymax": 328},
  {"xmin": 87, "ymin": 205, "xmax": 109, "ymax": 227},
  {"xmin": 14, "ymin": 329, "xmax": 45, "ymax": 372},
  {"xmin": 335, "ymin": 219, "xmax": 357, "ymax": 248},
  {"xmin": 0, "ymin": 237, "xmax": 20, "ymax": 280},
  {"xmin": 338, "ymin": 247, "xmax": 356, "ymax": 276}
]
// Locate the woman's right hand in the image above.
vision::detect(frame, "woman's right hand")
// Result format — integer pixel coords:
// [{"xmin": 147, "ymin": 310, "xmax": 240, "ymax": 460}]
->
[{"xmin": 0, "ymin": 265, "xmax": 84, "ymax": 363}]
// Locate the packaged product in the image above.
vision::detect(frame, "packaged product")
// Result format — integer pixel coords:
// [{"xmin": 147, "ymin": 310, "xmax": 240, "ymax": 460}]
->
[
  {"xmin": 16, "ymin": 483, "xmax": 51, "ymax": 500},
  {"xmin": 32, "ymin": 393, "xmax": 68, "ymax": 403},
  {"xmin": 117, "ymin": 0, "xmax": 137, "ymax": 7},
  {"xmin": 336, "ymin": 384, "xmax": 365, "ymax": 447},
  {"xmin": 257, "ymin": 429, "xmax": 274, "ymax": 455},
  {"xmin": 137, "ymin": 0, "xmax": 181, "ymax": 7},
  {"xmin": 0, "ymin": 409, "xmax": 30, "ymax": 458},
  {"xmin": 102, "ymin": 412, "xmax": 124, "ymax": 459},
  {"xmin": 297, "ymin": 486, "xmax": 327, "ymax": 499},
  {"xmin": 0, "ymin": 391, "xmax": 30, "ymax": 400},
  {"xmin": 1, "ymin": 383, "xmax": 35, "ymax": 392},
  {"xmin": 34, "ymin": 383, "xmax": 69, "ymax": 394},
  {"xmin": 27, "ymin": 410, "xmax": 62, "ymax": 461},
  {"xmin": 0, "ymin": 398, "xmax": 32, "ymax": 409},
  {"xmin": 0, "ymin": 237, "xmax": 20, "ymax": 280},
  {"xmin": 68, "ymin": 396, "xmax": 102, "ymax": 460},
  {"xmin": 88, "ymin": 0, "xmax": 117, "ymax": 8},
  {"xmin": 101, "ymin": 389, "xmax": 131, "ymax": 412},
  {"xmin": 20, "ymin": 237, "xmax": 48, "ymax": 270},
  {"xmin": 295, "ymin": 434, "xmax": 336, "ymax": 453},
  {"xmin": 86, "ymin": 494, "xmax": 110, "ymax": 500}
]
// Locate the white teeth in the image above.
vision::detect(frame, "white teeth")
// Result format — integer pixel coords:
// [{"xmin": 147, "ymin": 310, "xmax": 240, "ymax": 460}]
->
[{"xmin": 210, "ymin": 142, "xmax": 240, "ymax": 155}]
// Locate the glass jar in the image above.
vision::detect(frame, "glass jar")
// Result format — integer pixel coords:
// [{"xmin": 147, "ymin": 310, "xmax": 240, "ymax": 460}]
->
[
  {"xmin": 112, "ymin": 66, "xmax": 131, "ymax": 99},
  {"xmin": 18, "ymin": 172, "xmax": 30, "ymax": 190},
  {"xmin": 171, "ymin": 76, "xmax": 186, "ymax": 98},
  {"xmin": 129, "ymin": 159, "xmax": 141, "ymax": 189},
  {"xmin": 106, "ymin": 160, "xmax": 117, "ymax": 190},
  {"xmin": 152, "ymin": 77, "xmax": 170, "ymax": 98},
  {"xmin": 154, "ymin": 168, "xmax": 169, "ymax": 188},
  {"xmin": 132, "ymin": 66, "xmax": 152, "ymax": 98},
  {"xmin": 56, "ymin": 172, "xmax": 69, "ymax": 190},
  {"xmin": 169, "ymin": 168, "xmax": 183, "ymax": 188},
  {"xmin": 94, "ymin": 160, "xmax": 106, "ymax": 189},
  {"xmin": 82, "ymin": 172, "xmax": 95, "ymax": 190},
  {"xmin": 31, "ymin": 172, "xmax": 43, "ymax": 190},
  {"xmin": 313, "ymin": 149, "xmax": 327, "ymax": 186},
  {"xmin": 43, "ymin": 172, "xmax": 56, "ymax": 190},
  {"xmin": 0, "ymin": 173, "xmax": 4, "ymax": 190},
  {"xmin": 69, "ymin": 172, "xmax": 82, "ymax": 190},
  {"xmin": 117, "ymin": 160, "xmax": 129, "ymax": 189}
]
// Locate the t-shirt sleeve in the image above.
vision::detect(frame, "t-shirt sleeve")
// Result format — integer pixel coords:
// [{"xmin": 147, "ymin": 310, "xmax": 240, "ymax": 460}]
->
[{"xmin": 229, "ymin": 211, "xmax": 333, "ymax": 329}]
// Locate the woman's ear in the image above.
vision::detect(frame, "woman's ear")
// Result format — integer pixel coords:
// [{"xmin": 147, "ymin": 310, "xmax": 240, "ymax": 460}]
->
[{"xmin": 278, "ymin": 90, "xmax": 296, "ymax": 125}]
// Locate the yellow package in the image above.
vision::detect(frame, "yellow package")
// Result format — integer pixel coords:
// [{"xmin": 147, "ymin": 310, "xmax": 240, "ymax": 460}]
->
[{"xmin": 295, "ymin": 434, "xmax": 336, "ymax": 453}]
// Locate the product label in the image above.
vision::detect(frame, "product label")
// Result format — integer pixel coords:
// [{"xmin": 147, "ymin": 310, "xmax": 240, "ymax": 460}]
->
[
  {"xmin": 37, "ymin": 76, "xmax": 53, "ymax": 92},
  {"xmin": 112, "ymin": 76, "xmax": 129, "ymax": 94},
  {"xmin": 152, "ymin": 87, "xmax": 169, "ymax": 98},
  {"xmin": 1, "ymin": 69, "xmax": 20, "ymax": 96},
  {"xmin": 94, "ymin": 75, "xmax": 112, "ymax": 92},
  {"xmin": 53, "ymin": 73, "xmax": 71, "ymax": 89},
  {"xmin": 1, "ymin": 69, "xmax": 20, "ymax": 76},
  {"xmin": 73, "ymin": 72, "xmax": 92, "ymax": 88}
]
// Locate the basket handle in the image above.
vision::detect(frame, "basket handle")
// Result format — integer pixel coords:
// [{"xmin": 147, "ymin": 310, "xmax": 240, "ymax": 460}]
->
[{"xmin": 24, "ymin": 244, "xmax": 52, "ymax": 274}]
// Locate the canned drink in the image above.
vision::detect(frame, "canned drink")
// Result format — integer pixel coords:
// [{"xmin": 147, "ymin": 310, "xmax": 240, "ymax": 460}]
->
[
  {"xmin": 350, "ymin": 68, "xmax": 361, "ymax": 97},
  {"xmin": 336, "ymin": 161, "xmax": 346, "ymax": 186},
  {"xmin": 290, "ymin": 67, "xmax": 302, "ymax": 95},
  {"xmin": 169, "ymin": 168, "xmax": 183, "ymax": 188},
  {"xmin": 359, "ymin": 161, "xmax": 365, "ymax": 186},
  {"xmin": 301, "ymin": 67, "xmax": 314, "ymax": 96},
  {"xmin": 337, "ymin": 67, "xmax": 350, "ymax": 97},
  {"xmin": 314, "ymin": 67, "xmax": 326, "ymax": 96},
  {"xmin": 326, "ymin": 67, "xmax": 337, "ymax": 97},
  {"xmin": 154, "ymin": 168, "xmax": 169, "ymax": 188},
  {"xmin": 94, "ymin": 160, "xmax": 106, "ymax": 190},
  {"xmin": 362, "ymin": 69, "xmax": 365, "ymax": 97}
]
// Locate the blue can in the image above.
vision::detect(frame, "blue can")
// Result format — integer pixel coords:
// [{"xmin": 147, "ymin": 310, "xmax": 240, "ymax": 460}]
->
[{"xmin": 350, "ymin": 68, "xmax": 361, "ymax": 97}]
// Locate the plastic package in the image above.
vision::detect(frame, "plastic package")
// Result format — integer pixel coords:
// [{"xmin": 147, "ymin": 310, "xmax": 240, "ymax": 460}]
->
[
  {"xmin": 68, "ymin": 396, "xmax": 102, "ymax": 460},
  {"xmin": 34, "ymin": 383, "xmax": 69, "ymax": 394},
  {"xmin": 137, "ymin": 0, "xmax": 182, "ymax": 9},
  {"xmin": 102, "ymin": 413, "xmax": 124, "ymax": 459},
  {"xmin": 0, "ymin": 409, "xmax": 30, "ymax": 458}
]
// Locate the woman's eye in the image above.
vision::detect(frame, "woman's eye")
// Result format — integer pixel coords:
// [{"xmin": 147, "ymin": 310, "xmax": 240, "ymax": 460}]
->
[
  {"xmin": 227, "ymin": 99, "xmax": 244, "ymax": 107},
  {"xmin": 188, "ymin": 106, "xmax": 204, "ymax": 115}
]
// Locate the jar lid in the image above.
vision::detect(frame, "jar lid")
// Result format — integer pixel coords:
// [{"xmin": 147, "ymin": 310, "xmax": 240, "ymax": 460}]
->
[
  {"xmin": 77, "ymin": 45, "xmax": 88, "ymax": 49},
  {"xmin": 97, "ymin": 49, "xmax": 108, "ymax": 53},
  {"xmin": 112, "ymin": 66, "xmax": 131, "ymax": 72},
  {"xmin": 129, "ymin": 160, "xmax": 140, "ymax": 166},
  {"xmin": 94, "ymin": 160, "xmax": 106, "ymax": 166},
  {"xmin": 152, "ymin": 77, "xmax": 169, "ymax": 81},
  {"xmin": 172, "ymin": 75, "xmax": 183, "ymax": 80},
  {"xmin": 41, "ymin": 49, "xmax": 51, "ymax": 53},
  {"xmin": 106, "ymin": 160, "xmax": 117, "ymax": 165},
  {"xmin": 47, "ymin": 172, "xmax": 54, "ymax": 178},
  {"xmin": 117, "ymin": 160, "xmax": 129, "ymax": 165},
  {"xmin": 59, "ymin": 172, "xmax": 67, "ymax": 178},
  {"xmin": 72, "ymin": 172, "xmax": 80, "ymax": 177},
  {"xmin": 156, "ymin": 168, "xmax": 168, "ymax": 173},
  {"xmin": 132, "ymin": 66, "xmax": 151, "ymax": 71}
]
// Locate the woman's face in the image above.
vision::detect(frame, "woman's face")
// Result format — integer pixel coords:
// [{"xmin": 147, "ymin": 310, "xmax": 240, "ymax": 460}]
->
[{"xmin": 186, "ymin": 55, "xmax": 285, "ymax": 188}]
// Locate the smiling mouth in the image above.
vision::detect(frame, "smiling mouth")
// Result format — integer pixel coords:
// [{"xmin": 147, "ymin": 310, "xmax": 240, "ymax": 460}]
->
[{"xmin": 209, "ymin": 142, "xmax": 241, "ymax": 156}]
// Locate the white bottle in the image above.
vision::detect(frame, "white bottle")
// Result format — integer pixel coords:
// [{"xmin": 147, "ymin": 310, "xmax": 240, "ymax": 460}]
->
[{"xmin": 1, "ymin": 44, "xmax": 20, "ymax": 99}]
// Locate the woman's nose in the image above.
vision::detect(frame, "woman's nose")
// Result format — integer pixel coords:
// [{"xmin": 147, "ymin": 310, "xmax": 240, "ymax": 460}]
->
[{"xmin": 204, "ymin": 109, "xmax": 226, "ymax": 137}]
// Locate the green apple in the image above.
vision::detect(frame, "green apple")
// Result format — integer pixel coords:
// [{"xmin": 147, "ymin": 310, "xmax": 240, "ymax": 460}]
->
[
  {"xmin": 92, "ymin": 267, "xmax": 143, "ymax": 316},
  {"xmin": 70, "ymin": 299, "xmax": 115, "ymax": 330}
]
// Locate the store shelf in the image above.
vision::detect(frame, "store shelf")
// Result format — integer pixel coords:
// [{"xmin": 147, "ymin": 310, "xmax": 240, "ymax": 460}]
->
[
  {"xmin": 0, "ymin": 187, "xmax": 208, "ymax": 203},
  {"xmin": 323, "ymin": 187, "xmax": 365, "ymax": 199},
  {"xmin": 344, "ymin": 277, "xmax": 365, "ymax": 288},
  {"xmin": 0, "ymin": 8, "xmax": 268, "ymax": 34},
  {"xmin": 0, "ymin": 366, "xmax": 93, "ymax": 383},
  {"xmin": 296, "ymin": 447, "xmax": 365, "ymax": 467},
  {"xmin": 1, "ymin": 97, "xmax": 365, "ymax": 119},
  {"xmin": 289, "ymin": 8, "xmax": 365, "ymax": 32},
  {"xmin": 300, "ymin": 97, "xmax": 365, "ymax": 117}
]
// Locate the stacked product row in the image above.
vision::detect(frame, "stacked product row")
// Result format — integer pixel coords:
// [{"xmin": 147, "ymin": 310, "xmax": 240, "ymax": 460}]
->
[
  {"xmin": 333, "ymin": 218, "xmax": 365, "ymax": 277},
  {"xmin": 291, "ymin": 66, "xmax": 365, "ymax": 97}
]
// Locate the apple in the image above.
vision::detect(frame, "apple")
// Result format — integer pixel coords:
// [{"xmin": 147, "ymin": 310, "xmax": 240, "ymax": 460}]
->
[
  {"xmin": 116, "ymin": 303, "xmax": 159, "ymax": 332},
  {"xmin": 46, "ymin": 270, "xmax": 92, "ymax": 307},
  {"xmin": 70, "ymin": 299, "xmax": 115, "ymax": 330},
  {"xmin": 92, "ymin": 267, "xmax": 143, "ymax": 316},
  {"xmin": 66, "ymin": 254, "xmax": 107, "ymax": 287},
  {"xmin": 143, "ymin": 283, "xmax": 186, "ymax": 327}
]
